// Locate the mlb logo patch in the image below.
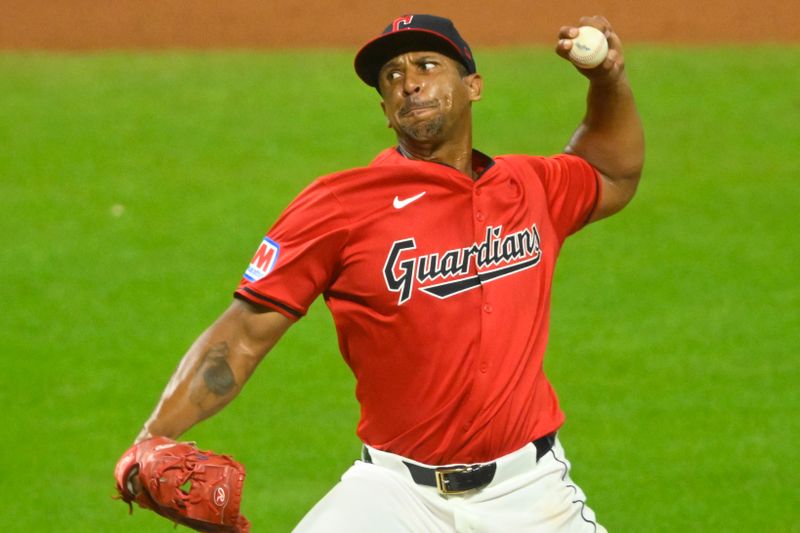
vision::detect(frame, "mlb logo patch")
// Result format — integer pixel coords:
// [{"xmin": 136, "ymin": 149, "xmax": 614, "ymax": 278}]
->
[{"xmin": 244, "ymin": 237, "xmax": 280, "ymax": 282}]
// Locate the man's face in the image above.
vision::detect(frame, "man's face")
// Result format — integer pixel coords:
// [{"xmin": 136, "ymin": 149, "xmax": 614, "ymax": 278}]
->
[{"xmin": 378, "ymin": 51, "xmax": 482, "ymax": 144}]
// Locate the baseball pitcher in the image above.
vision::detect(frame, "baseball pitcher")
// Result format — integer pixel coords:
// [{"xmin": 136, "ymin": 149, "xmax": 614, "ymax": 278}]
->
[{"xmin": 116, "ymin": 13, "xmax": 644, "ymax": 532}]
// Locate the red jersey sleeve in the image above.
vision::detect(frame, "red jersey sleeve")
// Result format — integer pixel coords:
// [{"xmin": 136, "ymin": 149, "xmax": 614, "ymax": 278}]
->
[
  {"xmin": 235, "ymin": 179, "xmax": 350, "ymax": 319},
  {"xmin": 518, "ymin": 154, "xmax": 601, "ymax": 242}
]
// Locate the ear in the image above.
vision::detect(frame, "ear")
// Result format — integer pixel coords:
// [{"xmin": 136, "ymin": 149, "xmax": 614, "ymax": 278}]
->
[{"xmin": 464, "ymin": 73, "xmax": 483, "ymax": 102}]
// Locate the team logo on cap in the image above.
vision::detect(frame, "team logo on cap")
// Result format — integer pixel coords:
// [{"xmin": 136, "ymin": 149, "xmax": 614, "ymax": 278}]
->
[
  {"xmin": 244, "ymin": 236, "xmax": 280, "ymax": 282},
  {"xmin": 392, "ymin": 15, "xmax": 414, "ymax": 31}
]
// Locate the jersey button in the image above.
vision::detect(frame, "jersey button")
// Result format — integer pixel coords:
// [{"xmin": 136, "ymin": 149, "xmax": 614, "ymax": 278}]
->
[
  {"xmin": 475, "ymin": 188, "xmax": 482, "ymax": 197},
  {"xmin": 476, "ymin": 211, "xmax": 485, "ymax": 222},
  {"xmin": 483, "ymin": 303, "xmax": 493, "ymax": 313},
  {"xmin": 479, "ymin": 362, "xmax": 489, "ymax": 373}
]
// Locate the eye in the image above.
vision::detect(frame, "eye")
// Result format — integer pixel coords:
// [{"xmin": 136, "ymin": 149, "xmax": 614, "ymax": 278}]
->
[
  {"xmin": 421, "ymin": 61, "xmax": 436, "ymax": 71},
  {"xmin": 387, "ymin": 71, "xmax": 402, "ymax": 81}
]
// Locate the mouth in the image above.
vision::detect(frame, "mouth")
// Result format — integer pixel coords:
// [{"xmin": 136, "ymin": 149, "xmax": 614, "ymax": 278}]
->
[{"xmin": 400, "ymin": 101, "xmax": 438, "ymax": 117}]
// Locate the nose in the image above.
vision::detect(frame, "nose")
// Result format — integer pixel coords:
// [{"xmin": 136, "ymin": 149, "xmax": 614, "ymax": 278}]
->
[{"xmin": 402, "ymin": 72, "xmax": 421, "ymax": 96}]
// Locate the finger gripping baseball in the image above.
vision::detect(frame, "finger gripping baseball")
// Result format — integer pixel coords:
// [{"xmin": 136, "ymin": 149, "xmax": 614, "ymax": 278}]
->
[
  {"xmin": 568, "ymin": 26, "xmax": 609, "ymax": 68},
  {"xmin": 115, "ymin": 437, "xmax": 250, "ymax": 532}
]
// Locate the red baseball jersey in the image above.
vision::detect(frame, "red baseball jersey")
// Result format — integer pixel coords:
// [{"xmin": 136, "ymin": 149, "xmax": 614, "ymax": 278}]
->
[{"xmin": 236, "ymin": 148, "xmax": 600, "ymax": 465}]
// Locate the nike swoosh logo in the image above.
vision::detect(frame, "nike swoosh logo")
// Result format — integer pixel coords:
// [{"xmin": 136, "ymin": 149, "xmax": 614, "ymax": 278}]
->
[{"xmin": 393, "ymin": 191, "xmax": 426, "ymax": 209}]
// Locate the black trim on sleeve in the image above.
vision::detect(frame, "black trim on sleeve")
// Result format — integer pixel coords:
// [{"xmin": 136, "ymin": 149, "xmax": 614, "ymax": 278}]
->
[{"xmin": 236, "ymin": 288, "xmax": 303, "ymax": 318}]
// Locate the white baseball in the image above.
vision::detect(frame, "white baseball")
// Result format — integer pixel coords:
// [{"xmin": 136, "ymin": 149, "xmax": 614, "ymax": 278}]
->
[{"xmin": 568, "ymin": 26, "xmax": 609, "ymax": 68}]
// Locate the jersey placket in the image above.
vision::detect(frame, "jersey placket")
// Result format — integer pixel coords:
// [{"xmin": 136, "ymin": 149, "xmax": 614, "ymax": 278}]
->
[{"xmin": 458, "ymin": 178, "xmax": 496, "ymax": 433}]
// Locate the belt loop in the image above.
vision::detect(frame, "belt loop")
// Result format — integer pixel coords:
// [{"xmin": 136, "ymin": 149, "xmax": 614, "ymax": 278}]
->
[
  {"xmin": 534, "ymin": 433, "xmax": 556, "ymax": 461},
  {"xmin": 361, "ymin": 445, "xmax": 373, "ymax": 463}
]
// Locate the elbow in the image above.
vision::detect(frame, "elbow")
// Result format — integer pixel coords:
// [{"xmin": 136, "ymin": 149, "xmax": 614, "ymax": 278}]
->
[{"xmin": 590, "ymin": 165, "xmax": 642, "ymax": 223}]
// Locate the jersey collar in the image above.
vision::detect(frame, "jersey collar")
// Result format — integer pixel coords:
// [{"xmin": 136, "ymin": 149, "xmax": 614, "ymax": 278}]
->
[{"xmin": 369, "ymin": 146, "xmax": 496, "ymax": 180}]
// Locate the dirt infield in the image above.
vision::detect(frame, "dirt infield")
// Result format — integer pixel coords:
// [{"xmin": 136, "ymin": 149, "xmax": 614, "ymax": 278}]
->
[{"xmin": 1, "ymin": 0, "xmax": 797, "ymax": 50}]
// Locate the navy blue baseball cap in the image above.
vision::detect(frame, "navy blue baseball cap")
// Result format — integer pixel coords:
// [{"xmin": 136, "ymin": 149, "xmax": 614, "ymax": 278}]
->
[{"xmin": 354, "ymin": 14, "xmax": 476, "ymax": 88}]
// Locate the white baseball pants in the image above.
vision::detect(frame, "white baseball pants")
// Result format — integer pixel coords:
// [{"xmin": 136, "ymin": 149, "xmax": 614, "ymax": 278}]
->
[{"xmin": 293, "ymin": 437, "xmax": 607, "ymax": 532}]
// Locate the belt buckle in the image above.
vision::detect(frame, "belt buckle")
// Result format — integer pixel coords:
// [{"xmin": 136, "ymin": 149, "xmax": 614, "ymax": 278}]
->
[{"xmin": 435, "ymin": 465, "xmax": 472, "ymax": 495}]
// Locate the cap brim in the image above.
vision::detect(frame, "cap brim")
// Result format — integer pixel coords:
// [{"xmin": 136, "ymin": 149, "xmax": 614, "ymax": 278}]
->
[{"xmin": 354, "ymin": 29, "xmax": 470, "ymax": 88}]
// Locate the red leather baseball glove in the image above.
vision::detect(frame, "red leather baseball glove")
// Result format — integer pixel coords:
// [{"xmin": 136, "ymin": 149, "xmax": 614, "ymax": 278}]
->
[{"xmin": 115, "ymin": 437, "xmax": 250, "ymax": 532}]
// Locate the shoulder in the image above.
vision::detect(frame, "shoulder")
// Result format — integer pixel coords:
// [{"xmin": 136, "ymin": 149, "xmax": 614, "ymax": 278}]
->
[
  {"xmin": 314, "ymin": 147, "xmax": 403, "ymax": 184},
  {"xmin": 495, "ymin": 152, "xmax": 591, "ymax": 167},
  {"xmin": 314, "ymin": 149, "xmax": 417, "ymax": 197},
  {"xmin": 314, "ymin": 167, "xmax": 392, "ymax": 204},
  {"xmin": 495, "ymin": 153, "xmax": 596, "ymax": 178},
  {"xmin": 290, "ymin": 160, "xmax": 400, "ymax": 219}
]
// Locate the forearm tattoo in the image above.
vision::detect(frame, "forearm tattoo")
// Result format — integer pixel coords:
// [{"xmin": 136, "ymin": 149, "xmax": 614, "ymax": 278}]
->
[
  {"xmin": 202, "ymin": 342, "xmax": 236, "ymax": 395},
  {"xmin": 190, "ymin": 341, "xmax": 236, "ymax": 406}
]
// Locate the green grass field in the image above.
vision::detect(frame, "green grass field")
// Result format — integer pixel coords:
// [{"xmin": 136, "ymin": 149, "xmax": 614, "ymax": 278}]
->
[{"xmin": 1, "ymin": 46, "xmax": 798, "ymax": 532}]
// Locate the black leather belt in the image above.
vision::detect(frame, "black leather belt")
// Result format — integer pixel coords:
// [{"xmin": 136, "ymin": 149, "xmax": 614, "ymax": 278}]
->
[{"xmin": 362, "ymin": 433, "xmax": 556, "ymax": 495}]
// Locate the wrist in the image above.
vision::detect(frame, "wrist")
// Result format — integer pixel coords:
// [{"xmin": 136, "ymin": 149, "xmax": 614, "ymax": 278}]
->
[{"xmin": 134, "ymin": 427, "xmax": 154, "ymax": 444}]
